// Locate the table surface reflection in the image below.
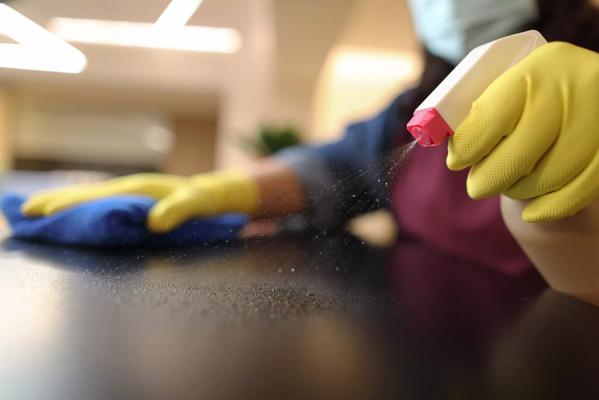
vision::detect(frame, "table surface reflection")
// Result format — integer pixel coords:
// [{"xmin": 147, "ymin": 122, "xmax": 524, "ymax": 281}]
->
[{"xmin": 1, "ymin": 228, "xmax": 599, "ymax": 400}]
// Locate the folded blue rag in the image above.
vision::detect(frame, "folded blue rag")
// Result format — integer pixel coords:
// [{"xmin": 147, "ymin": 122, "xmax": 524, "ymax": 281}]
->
[{"xmin": 1, "ymin": 194, "xmax": 248, "ymax": 248}]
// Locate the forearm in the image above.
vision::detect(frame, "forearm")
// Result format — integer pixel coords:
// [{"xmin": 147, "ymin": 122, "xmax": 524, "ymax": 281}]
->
[
  {"xmin": 245, "ymin": 94, "xmax": 404, "ymax": 224},
  {"xmin": 248, "ymin": 157, "xmax": 307, "ymax": 218}
]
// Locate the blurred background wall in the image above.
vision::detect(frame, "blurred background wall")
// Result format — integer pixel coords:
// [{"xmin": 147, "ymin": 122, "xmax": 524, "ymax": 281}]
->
[
  {"xmin": 1, "ymin": 0, "xmax": 599, "ymax": 175},
  {"xmin": 0, "ymin": 0, "xmax": 427, "ymax": 174}
]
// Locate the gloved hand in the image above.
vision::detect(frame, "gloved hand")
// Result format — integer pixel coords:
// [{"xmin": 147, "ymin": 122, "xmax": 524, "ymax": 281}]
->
[
  {"xmin": 21, "ymin": 172, "xmax": 259, "ymax": 232},
  {"xmin": 447, "ymin": 42, "xmax": 599, "ymax": 222}
]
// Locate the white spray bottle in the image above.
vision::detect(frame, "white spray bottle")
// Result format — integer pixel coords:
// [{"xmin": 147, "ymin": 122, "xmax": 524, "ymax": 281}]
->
[
  {"xmin": 407, "ymin": 30, "xmax": 599, "ymax": 306},
  {"xmin": 406, "ymin": 30, "xmax": 547, "ymax": 146}
]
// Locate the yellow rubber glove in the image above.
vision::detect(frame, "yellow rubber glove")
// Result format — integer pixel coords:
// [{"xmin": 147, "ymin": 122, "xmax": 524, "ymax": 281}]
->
[
  {"xmin": 447, "ymin": 42, "xmax": 599, "ymax": 222},
  {"xmin": 21, "ymin": 172, "xmax": 259, "ymax": 232}
]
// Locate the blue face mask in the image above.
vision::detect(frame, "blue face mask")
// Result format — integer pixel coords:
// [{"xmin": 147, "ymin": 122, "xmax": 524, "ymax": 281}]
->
[{"xmin": 407, "ymin": 0, "xmax": 539, "ymax": 64}]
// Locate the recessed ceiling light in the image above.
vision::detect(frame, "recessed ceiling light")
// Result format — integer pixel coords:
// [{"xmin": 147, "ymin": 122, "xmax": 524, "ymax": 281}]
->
[
  {"xmin": 154, "ymin": 0, "xmax": 205, "ymax": 31},
  {"xmin": 0, "ymin": 4, "xmax": 87, "ymax": 73},
  {"xmin": 49, "ymin": 18, "xmax": 241, "ymax": 54},
  {"xmin": 48, "ymin": 0, "xmax": 242, "ymax": 54}
]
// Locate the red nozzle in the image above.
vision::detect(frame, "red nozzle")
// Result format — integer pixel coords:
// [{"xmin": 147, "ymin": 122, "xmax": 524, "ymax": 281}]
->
[{"xmin": 407, "ymin": 108, "xmax": 454, "ymax": 147}]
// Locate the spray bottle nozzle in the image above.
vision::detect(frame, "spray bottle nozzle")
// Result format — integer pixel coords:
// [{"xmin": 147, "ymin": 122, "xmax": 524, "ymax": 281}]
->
[
  {"xmin": 409, "ymin": 126, "xmax": 435, "ymax": 147},
  {"xmin": 407, "ymin": 108, "xmax": 454, "ymax": 148}
]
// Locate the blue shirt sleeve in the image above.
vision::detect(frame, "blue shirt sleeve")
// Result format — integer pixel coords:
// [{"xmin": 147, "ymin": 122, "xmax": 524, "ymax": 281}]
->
[{"xmin": 277, "ymin": 95, "xmax": 411, "ymax": 227}]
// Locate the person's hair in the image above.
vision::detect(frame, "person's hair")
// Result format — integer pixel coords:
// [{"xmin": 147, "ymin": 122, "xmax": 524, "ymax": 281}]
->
[{"xmin": 536, "ymin": 0, "xmax": 599, "ymax": 52}]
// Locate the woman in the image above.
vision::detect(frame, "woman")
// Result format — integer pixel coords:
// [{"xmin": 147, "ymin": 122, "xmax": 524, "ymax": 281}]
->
[{"xmin": 22, "ymin": 0, "xmax": 599, "ymax": 275}]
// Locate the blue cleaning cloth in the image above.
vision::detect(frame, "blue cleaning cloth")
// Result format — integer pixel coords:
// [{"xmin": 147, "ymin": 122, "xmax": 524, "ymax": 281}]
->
[{"xmin": 1, "ymin": 194, "xmax": 248, "ymax": 248}]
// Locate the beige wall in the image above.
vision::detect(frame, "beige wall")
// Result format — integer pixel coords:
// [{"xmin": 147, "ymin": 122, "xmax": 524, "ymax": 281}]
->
[
  {"xmin": 268, "ymin": 0, "xmax": 356, "ymax": 133},
  {"xmin": 14, "ymin": 101, "xmax": 171, "ymax": 167},
  {"xmin": 0, "ymin": 0, "xmax": 278, "ymax": 170},
  {"xmin": 5, "ymin": 84, "xmax": 219, "ymax": 171},
  {"xmin": 267, "ymin": 0, "xmax": 422, "ymax": 143},
  {"xmin": 0, "ymin": 89, "xmax": 15, "ymax": 170},
  {"xmin": 0, "ymin": 0, "xmax": 420, "ymax": 169},
  {"xmin": 311, "ymin": 0, "xmax": 422, "ymax": 141},
  {"xmin": 215, "ymin": 0, "xmax": 279, "ymax": 169},
  {"xmin": 162, "ymin": 116, "xmax": 218, "ymax": 175}
]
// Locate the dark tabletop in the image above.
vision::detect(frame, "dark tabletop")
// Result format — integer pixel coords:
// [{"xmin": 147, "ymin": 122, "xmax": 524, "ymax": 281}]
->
[
  {"xmin": 1, "ymin": 170, "xmax": 598, "ymax": 400},
  {"xmin": 2, "ymin": 227, "xmax": 599, "ymax": 400}
]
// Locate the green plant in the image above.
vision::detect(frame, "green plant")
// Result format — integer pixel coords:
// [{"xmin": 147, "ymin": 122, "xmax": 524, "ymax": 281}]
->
[{"xmin": 241, "ymin": 125, "xmax": 303, "ymax": 156}]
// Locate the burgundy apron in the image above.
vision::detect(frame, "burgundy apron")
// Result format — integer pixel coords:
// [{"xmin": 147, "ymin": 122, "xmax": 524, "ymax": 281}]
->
[{"xmin": 389, "ymin": 142, "xmax": 533, "ymax": 276}]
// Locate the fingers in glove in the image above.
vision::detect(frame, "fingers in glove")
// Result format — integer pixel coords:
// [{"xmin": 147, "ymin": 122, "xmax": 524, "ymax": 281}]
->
[
  {"xmin": 21, "ymin": 186, "xmax": 96, "ymax": 216},
  {"xmin": 465, "ymin": 78, "xmax": 561, "ymax": 199},
  {"xmin": 147, "ymin": 188, "xmax": 215, "ymax": 233},
  {"xmin": 107, "ymin": 174, "xmax": 184, "ymax": 198},
  {"xmin": 522, "ymin": 153, "xmax": 599, "ymax": 222},
  {"xmin": 21, "ymin": 174, "xmax": 184, "ymax": 217},
  {"xmin": 26, "ymin": 178, "xmax": 154, "ymax": 216},
  {"xmin": 447, "ymin": 69, "xmax": 527, "ymax": 171},
  {"xmin": 21, "ymin": 190, "xmax": 64, "ymax": 216},
  {"xmin": 506, "ymin": 88, "xmax": 599, "ymax": 200},
  {"xmin": 42, "ymin": 188, "xmax": 115, "ymax": 215}
]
